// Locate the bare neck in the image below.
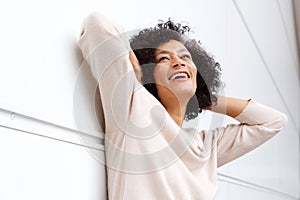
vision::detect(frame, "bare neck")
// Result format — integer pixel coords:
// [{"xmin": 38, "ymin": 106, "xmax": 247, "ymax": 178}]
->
[{"xmin": 161, "ymin": 97, "xmax": 188, "ymax": 127}]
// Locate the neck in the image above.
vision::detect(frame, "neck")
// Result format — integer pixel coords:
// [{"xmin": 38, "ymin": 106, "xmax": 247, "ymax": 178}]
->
[{"xmin": 161, "ymin": 96, "xmax": 188, "ymax": 127}]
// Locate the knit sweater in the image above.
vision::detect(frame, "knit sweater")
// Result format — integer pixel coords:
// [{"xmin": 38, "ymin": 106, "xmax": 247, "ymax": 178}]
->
[{"xmin": 78, "ymin": 12, "xmax": 288, "ymax": 200}]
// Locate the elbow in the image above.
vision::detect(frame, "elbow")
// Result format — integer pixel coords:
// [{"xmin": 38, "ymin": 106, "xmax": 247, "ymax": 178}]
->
[
  {"xmin": 78, "ymin": 12, "xmax": 125, "ymax": 59},
  {"xmin": 81, "ymin": 11, "xmax": 124, "ymax": 38},
  {"xmin": 78, "ymin": 12, "xmax": 107, "ymax": 45},
  {"xmin": 280, "ymin": 113, "xmax": 288, "ymax": 130},
  {"xmin": 271, "ymin": 113, "xmax": 288, "ymax": 132}
]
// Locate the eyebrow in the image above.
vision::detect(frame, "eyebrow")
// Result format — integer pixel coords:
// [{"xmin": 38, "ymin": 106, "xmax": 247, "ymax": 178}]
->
[{"xmin": 155, "ymin": 48, "xmax": 190, "ymax": 56}]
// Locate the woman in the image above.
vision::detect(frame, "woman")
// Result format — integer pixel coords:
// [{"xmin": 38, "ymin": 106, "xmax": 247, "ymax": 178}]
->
[{"xmin": 78, "ymin": 12, "xmax": 287, "ymax": 200}]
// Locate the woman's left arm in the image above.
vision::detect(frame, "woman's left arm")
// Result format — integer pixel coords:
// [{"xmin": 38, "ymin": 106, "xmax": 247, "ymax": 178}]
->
[
  {"xmin": 204, "ymin": 95, "xmax": 288, "ymax": 167},
  {"xmin": 204, "ymin": 95, "xmax": 249, "ymax": 118}
]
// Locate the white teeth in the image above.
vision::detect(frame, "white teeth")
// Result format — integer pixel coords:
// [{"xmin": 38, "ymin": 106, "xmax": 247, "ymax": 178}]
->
[{"xmin": 170, "ymin": 73, "xmax": 189, "ymax": 80}]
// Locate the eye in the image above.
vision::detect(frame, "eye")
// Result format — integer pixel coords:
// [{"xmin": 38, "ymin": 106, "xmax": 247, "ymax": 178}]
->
[
  {"xmin": 156, "ymin": 56, "xmax": 170, "ymax": 63},
  {"xmin": 181, "ymin": 54, "xmax": 191, "ymax": 59}
]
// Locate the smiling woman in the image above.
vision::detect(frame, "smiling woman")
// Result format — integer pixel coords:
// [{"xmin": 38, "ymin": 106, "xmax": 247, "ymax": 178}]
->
[
  {"xmin": 153, "ymin": 40, "xmax": 198, "ymax": 126},
  {"xmin": 130, "ymin": 20, "xmax": 222, "ymax": 121},
  {"xmin": 78, "ymin": 11, "xmax": 288, "ymax": 200}
]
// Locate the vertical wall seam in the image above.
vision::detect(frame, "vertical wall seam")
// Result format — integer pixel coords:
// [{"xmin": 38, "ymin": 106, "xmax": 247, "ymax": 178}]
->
[
  {"xmin": 276, "ymin": 0, "xmax": 300, "ymax": 74},
  {"xmin": 292, "ymin": 0, "xmax": 300, "ymax": 79},
  {"xmin": 277, "ymin": 1, "xmax": 300, "ymax": 198}
]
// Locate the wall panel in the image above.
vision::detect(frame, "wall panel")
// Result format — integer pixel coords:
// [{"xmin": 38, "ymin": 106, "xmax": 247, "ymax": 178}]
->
[
  {"xmin": 0, "ymin": 126, "xmax": 106, "ymax": 200},
  {"xmin": 216, "ymin": 180, "xmax": 298, "ymax": 200},
  {"xmin": 233, "ymin": 0, "xmax": 299, "ymax": 130},
  {"xmin": 0, "ymin": 0, "xmax": 298, "ymax": 199}
]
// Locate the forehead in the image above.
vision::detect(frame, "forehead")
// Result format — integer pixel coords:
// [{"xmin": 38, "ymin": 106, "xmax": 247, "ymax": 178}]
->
[{"xmin": 156, "ymin": 40, "xmax": 188, "ymax": 53}]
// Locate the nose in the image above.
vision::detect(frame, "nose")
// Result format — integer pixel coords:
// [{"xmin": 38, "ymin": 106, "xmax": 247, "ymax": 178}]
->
[{"xmin": 172, "ymin": 56, "xmax": 186, "ymax": 68}]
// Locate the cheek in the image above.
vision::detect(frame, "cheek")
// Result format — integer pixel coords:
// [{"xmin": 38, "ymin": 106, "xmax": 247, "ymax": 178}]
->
[
  {"xmin": 153, "ymin": 65, "xmax": 166, "ymax": 84},
  {"xmin": 193, "ymin": 68, "xmax": 198, "ymax": 80},
  {"xmin": 191, "ymin": 66, "xmax": 198, "ymax": 87}
]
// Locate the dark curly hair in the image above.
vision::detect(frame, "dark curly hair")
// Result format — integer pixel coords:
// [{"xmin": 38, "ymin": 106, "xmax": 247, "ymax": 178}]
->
[{"xmin": 130, "ymin": 19, "xmax": 222, "ymax": 121}]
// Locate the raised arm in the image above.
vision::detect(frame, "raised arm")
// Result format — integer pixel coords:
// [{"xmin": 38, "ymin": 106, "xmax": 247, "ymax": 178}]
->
[
  {"xmin": 204, "ymin": 95, "xmax": 249, "ymax": 118},
  {"xmin": 205, "ymin": 96, "xmax": 288, "ymax": 167},
  {"xmin": 78, "ymin": 12, "xmax": 139, "ymax": 133}
]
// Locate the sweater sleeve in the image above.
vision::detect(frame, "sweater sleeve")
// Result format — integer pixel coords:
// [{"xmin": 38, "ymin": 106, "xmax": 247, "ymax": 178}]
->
[
  {"xmin": 216, "ymin": 99, "xmax": 288, "ymax": 167},
  {"xmin": 78, "ymin": 12, "xmax": 140, "ymax": 133}
]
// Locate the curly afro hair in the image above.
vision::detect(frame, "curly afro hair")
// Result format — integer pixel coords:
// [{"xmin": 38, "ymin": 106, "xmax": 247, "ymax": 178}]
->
[{"xmin": 130, "ymin": 19, "xmax": 222, "ymax": 121}]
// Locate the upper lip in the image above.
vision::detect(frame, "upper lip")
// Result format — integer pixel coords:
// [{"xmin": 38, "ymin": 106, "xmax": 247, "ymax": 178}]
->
[{"xmin": 168, "ymin": 70, "xmax": 191, "ymax": 80}]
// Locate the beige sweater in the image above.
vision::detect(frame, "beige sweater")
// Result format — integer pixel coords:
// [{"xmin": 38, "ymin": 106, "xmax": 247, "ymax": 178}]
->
[{"xmin": 78, "ymin": 12, "xmax": 288, "ymax": 200}]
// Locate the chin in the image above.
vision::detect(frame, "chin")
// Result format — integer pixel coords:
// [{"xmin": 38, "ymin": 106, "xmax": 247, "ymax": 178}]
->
[{"xmin": 173, "ymin": 87, "xmax": 196, "ymax": 100}]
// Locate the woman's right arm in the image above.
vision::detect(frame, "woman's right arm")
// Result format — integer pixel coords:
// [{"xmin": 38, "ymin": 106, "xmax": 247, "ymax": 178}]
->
[{"xmin": 78, "ymin": 12, "xmax": 139, "ymax": 133}]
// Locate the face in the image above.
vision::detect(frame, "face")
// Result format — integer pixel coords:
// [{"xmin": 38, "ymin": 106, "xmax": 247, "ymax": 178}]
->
[{"xmin": 154, "ymin": 40, "xmax": 197, "ymax": 102}]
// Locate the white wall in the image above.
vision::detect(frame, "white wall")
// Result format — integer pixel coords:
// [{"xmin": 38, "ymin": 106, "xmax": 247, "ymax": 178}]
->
[{"xmin": 0, "ymin": 0, "xmax": 298, "ymax": 199}]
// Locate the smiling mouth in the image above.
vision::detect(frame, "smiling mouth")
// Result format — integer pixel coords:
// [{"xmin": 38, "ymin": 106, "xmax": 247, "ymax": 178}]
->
[{"xmin": 168, "ymin": 72, "xmax": 190, "ymax": 80}]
